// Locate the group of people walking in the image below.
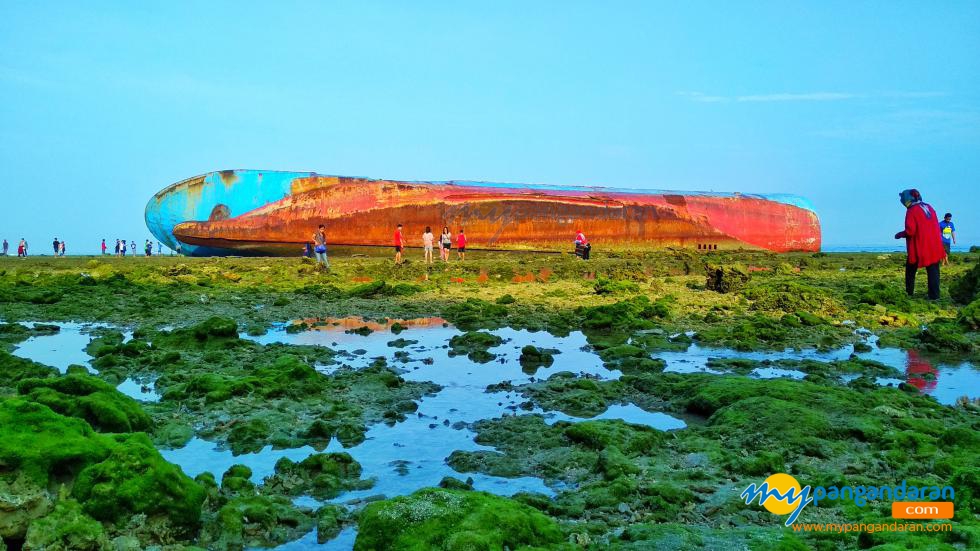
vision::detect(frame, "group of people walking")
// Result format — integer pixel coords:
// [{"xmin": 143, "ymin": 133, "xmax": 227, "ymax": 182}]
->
[
  {"xmin": 100, "ymin": 239, "xmax": 163, "ymax": 257},
  {"xmin": 306, "ymin": 223, "xmax": 590, "ymax": 268},
  {"xmin": 2, "ymin": 239, "xmax": 29, "ymax": 257},
  {"xmin": 396, "ymin": 225, "xmax": 467, "ymax": 265}
]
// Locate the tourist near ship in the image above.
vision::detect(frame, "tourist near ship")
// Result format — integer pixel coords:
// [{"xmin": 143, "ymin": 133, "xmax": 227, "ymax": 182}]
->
[{"xmin": 146, "ymin": 169, "xmax": 821, "ymax": 257}]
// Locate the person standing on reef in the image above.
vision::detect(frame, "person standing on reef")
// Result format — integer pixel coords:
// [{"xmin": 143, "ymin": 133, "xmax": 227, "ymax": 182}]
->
[
  {"xmin": 18, "ymin": 238, "xmax": 27, "ymax": 257},
  {"xmin": 130, "ymin": 241, "xmax": 137, "ymax": 257},
  {"xmin": 939, "ymin": 213, "xmax": 956, "ymax": 265},
  {"xmin": 422, "ymin": 226, "xmax": 434, "ymax": 265},
  {"xmin": 574, "ymin": 229, "xmax": 591, "ymax": 260},
  {"xmin": 59, "ymin": 241, "xmax": 66, "ymax": 256},
  {"xmin": 52, "ymin": 237, "xmax": 60, "ymax": 257},
  {"xmin": 157, "ymin": 241, "xmax": 162, "ymax": 255},
  {"xmin": 440, "ymin": 226, "xmax": 452, "ymax": 262},
  {"xmin": 176, "ymin": 242, "xmax": 182, "ymax": 256},
  {"xmin": 101, "ymin": 239, "xmax": 107, "ymax": 256},
  {"xmin": 393, "ymin": 224, "xmax": 404, "ymax": 264},
  {"xmin": 456, "ymin": 228, "xmax": 467, "ymax": 261},
  {"xmin": 894, "ymin": 189, "xmax": 945, "ymax": 300},
  {"xmin": 2, "ymin": 239, "xmax": 7, "ymax": 256},
  {"xmin": 313, "ymin": 224, "xmax": 329, "ymax": 268}
]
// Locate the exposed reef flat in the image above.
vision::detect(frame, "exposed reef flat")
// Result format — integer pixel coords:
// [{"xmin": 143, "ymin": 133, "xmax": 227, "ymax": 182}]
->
[{"xmin": 1, "ymin": 250, "xmax": 978, "ymax": 549}]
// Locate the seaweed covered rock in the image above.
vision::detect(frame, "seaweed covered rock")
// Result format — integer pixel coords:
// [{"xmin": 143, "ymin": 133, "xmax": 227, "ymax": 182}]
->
[
  {"xmin": 577, "ymin": 296, "xmax": 670, "ymax": 334},
  {"xmin": 916, "ymin": 319, "xmax": 973, "ymax": 353},
  {"xmin": 221, "ymin": 464, "xmax": 256, "ymax": 496},
  {"xmin": 205, "ymin": 495, "xmax": 314, "ymax": 550},
  {"xmin": 950, "ymin": 259, "xmax": 980, "ymax": 304},
  {"xmin": 17, "ymin": 374, "xmax": 152, "ymax": 433},
  {"xmin": 694, "ymin": 314, "xmax": 796, "ymax": 350},
  {"xmin": 263, "ymin": 453, "xmax": 372, "ymax": 499},
  {"xmin": 71, "ymin": 433, "xmax": 205, "ymax": 533},
  {"xmin": 0, "ymin": 399, "xmax": 110, "ymax": 487},
  {"xmin": 22, "ymin": 498, "xmax": 110, "ymax": 551},
  {"xmin": 518, "ymin": 345, "xmax": 558, "ymax": 371},
  {"xmin": 315, "ymin": 504, "xmax": 348, "ymax": 544},
  {"xmin": 192, "ymin": 316, "xmax": 239, "ymax": 340},
  {"xmin": 355, "ymin": 488, "xmax": 562, "ymax": 551},
  {"xmin": 705, "ymin": 264, "xmax": 750, "ymax": 293},
  {"xmin": 226, "ymin": 418, "xmax": 272, "ymax": 455},
  {"xmin": 348, "ymin": 280, "xmax": 421, "ymax": 298},
  {"xmin": 0, "ymin": 350, "xmax": 58, "ymax": 390},
  {"xmin": 441, "ymin": 298, "xmax": 509, "ymax": 330},
  {"xmin": 448, "ymin": 331, "xmax": 503, "ymax": 363},
  {"xmin": 593, "ymin": 278, "xmax": 640, "ymax": 295},
  {"xmin": 960, "ymin": 299, "xmax": 980, "ymax": 331}
]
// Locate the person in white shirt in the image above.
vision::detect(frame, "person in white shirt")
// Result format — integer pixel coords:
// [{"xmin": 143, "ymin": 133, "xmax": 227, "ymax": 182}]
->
[{"xmin": 422, "ymin": 226, "xmax": 434, "ymax": 264}]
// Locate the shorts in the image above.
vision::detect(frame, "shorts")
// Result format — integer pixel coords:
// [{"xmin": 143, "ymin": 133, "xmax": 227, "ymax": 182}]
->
[
  {"xmin": 424, "ymin": 245, "xmax": 433, "ymax": 252},
  {"xmin": 314, "ymin": 245, "xmax": 326, "ymax": 254},
  {"xmin": 395, "ymin": 246, "xmax": 403, "ymax": 252},
  {"xmin": 943, "ymin": 242, "xmax": 951, "ymax": 254},
  {"xmin": 442, "ymin": 242, "xmax": 451, "ymax": 249},
  {"xmin": 458, "ymin": 247, "xmax": 466, "ymax": 253}
]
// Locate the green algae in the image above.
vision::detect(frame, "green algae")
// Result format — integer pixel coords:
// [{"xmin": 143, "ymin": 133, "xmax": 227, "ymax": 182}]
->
[
  {"xmin": 951, "ymin": 258, "xmax": 980, "ymax": 304},
  {"xmin": 22, "ymin": 498, "xmax": 110, "ymax": 551},
  {"xmin": 0, "ymin": 350, "xmax": 57, "ymax": 392},
  {"xmin": 204, "ymin": 495, "xmax": 313, "ymax": 550},
  {"xmin": 0, "ymin": 398, "xmax": 110, "ymax": 487},
  {"xmin": 2, "ymin": 253, "xmax": 979, "ymax": 549},
  {"xmin": 315, "ymin": 504, "xmax": 349, "ymax": 543},
  {"xmin": 705, "ymin": 264, "xmax": 750, "ymax": 293},
  {"xmin": 354, "ymin": 488, "xmax": 564, "ymax": 551},
  {"xmin": 17, "ymin": 373, "xmax": 152, "ymax": 433},
  {"xmin": 72, "ymin": 433, "xmax": 205, "ymax": 533},
  {"xmin": 448, "ymin": 331, "xmax": 504, "ymax": 363},
  {"xmin": 263, "ymin": 453, "xmax": 373, "ymax": 499},
  {"xmin": 452, "ymin": 372, "xmax": 979, "ymax": 547},
  {"xmin": 0, "ymin": 397, "xmax": 205, "ymax": 544},
  {"xmin": 518, "ymin": 344, "xmax": 558, "ymax": 371}
]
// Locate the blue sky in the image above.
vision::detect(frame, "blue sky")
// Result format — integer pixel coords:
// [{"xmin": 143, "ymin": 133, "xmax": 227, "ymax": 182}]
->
[{"xmin": 2, "ymin": 1, "xmax": 978, "ymax": 253}]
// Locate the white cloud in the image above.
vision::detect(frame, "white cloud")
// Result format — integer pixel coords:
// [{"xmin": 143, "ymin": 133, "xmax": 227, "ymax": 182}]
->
[
  {"xmin": 678, "ymin": 91, "xmax": 947, "ymax": 103},
  {"xmin": 736, "ymin": 92, "xmax": 857, "ymax": 102}
]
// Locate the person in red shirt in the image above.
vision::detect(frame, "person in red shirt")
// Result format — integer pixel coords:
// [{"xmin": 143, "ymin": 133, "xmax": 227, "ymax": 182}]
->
[
  {"xmin": 456, "ymin": 228, "xmax": 467, "ymax": 261},
  {"xmin": 574, "ymin": 229, "xmax": 591, "ymax": 260},
  {"xmin": 894, "ymin": 189, "xmax": 945, "ymax": 300},
  {"xmin": 393, "ymin": 224, "xmax": 404, "ymax": 264}
]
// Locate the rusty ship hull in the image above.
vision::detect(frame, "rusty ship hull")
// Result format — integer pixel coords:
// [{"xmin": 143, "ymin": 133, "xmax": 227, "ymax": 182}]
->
[{"xmin": 145, "ymin": 170, "xmax": 821, "ymax": 256}]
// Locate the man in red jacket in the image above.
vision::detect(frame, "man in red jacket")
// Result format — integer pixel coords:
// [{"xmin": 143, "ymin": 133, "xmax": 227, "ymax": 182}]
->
[{"xmin": 894, "ymin": 189, "xmax": 945, "ymax": 300}]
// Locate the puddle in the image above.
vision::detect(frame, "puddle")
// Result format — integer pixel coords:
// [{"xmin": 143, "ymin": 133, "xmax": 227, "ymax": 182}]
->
[
  {"xmin": 116, "ymin": 378, "xmax": 161, "ymax": 402},
  {"xmin": 658, "ymin": 341, "xmax": 978, "ymax": 405},
  {"xmin": 270, "ymin": 526, "xmax": 358, "ymax": 551},
  {"xmin": 161, "ymin": 438, "xmax": 321, "ymax": 483},
  {"xmin": 9, "ymin": 318, "xmax": 979, "ymax": 551},
  {"xmin": 11, "ymin": 322, "xmax": 98, "ymax": 372},
  {"xmin": 750, "ymin": 367, "xmax": 807, "ymax": 380},
  {"xmin": 545, "ymin": 403, "xmax": 687, "ymax": 431}
]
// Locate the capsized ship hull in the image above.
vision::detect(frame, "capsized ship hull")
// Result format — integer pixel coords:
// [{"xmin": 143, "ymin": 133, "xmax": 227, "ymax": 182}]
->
[{"xmin": 145, "ymin": 170, "xmax": 821, "ymax": 256}]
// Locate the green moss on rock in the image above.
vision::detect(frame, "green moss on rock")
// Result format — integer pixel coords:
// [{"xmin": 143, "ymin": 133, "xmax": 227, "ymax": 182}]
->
[
  {"xmin": 22, "ymin": 498, "xmax": 109, "ymax": 551},
  {"xmin": 17, "ymin": 374, "xmax": 152, "ymax": 433},
  {"xmin": 355, "ymin": 488, "xmax": 563, "ymax": 551},
  {"xmin": 71, "ymin": 433, "xmax": 204, "ymax": 533}
]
